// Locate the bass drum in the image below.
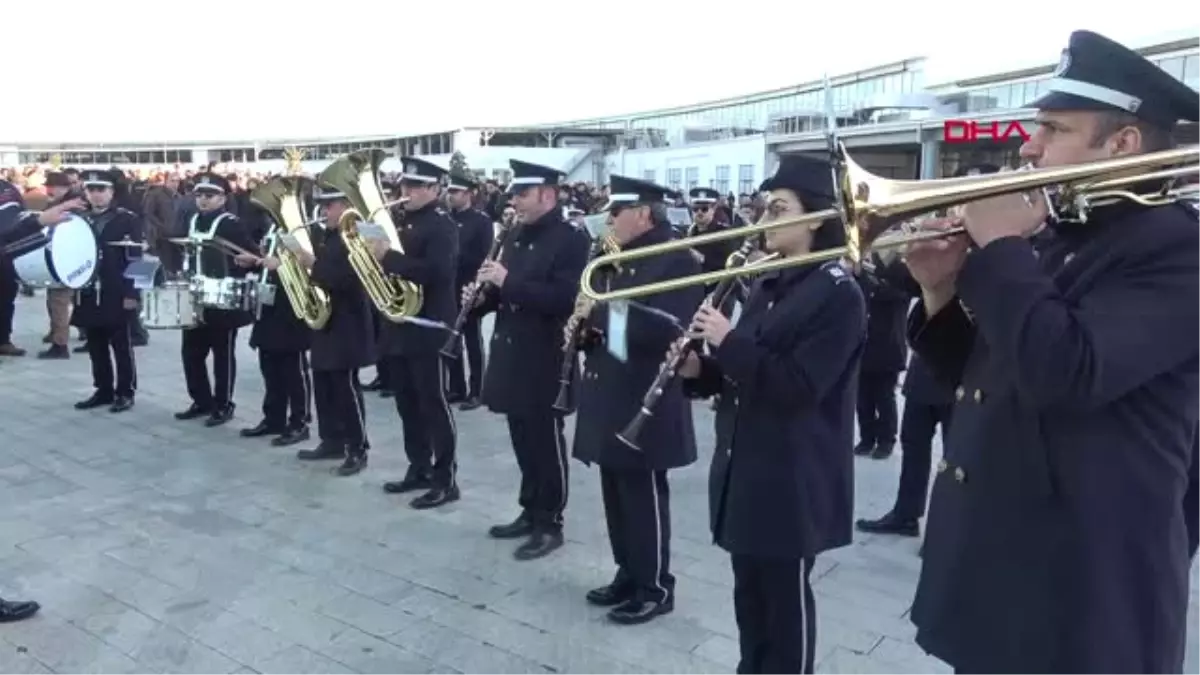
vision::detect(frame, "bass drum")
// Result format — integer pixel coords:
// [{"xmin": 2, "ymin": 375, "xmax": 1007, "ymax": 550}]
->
[{"xmin": 11, "ymin": 214, "xmax": 98, "ymax": 289}]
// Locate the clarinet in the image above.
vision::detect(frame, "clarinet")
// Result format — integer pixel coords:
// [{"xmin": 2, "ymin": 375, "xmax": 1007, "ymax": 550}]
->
[
  {"xmin": 552, "ymin": 234, "xmax": 621, "ymax": 412},
  {"xmin": 439, "ymin": 223, "xmax": 510, "ymax": 359},
  {"xmin": 616, "ymin": 238, "xmax": 770, "ymax": 450}
]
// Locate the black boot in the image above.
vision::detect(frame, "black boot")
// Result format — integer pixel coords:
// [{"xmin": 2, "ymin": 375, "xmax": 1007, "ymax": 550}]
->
[
  {"xmin": 74, "ymin": 391, "xmax": 114, "ymax": 410},
  {"xmin": 586, "ymin": 578, "xmax": 635, "ymax": 607},
  {"xmin": 296, "ymin": 441, "xmax": 346, "ymax": 461},
  {"xmin": 514, "ymin": 526, "xmax": 564, "ymax": 561},
  {"xmin": 855, "ymin": 511, "xmax": 920, "ymax": 537},
  {"xmin": 336, "ymin": 448, "xmax": 368, "ymax": 476},
  {"xmin": 488, "ymin": 512, "xmax": 534, "ymax": 539},
  {"xmin": 607, "ymin": 596, "xmax": 674, "ymax": 625},
  {"xmin": 383, "ymin": 469, "xmax": 433, "ymax": 494},
  {"xmin": 240, "ymin": 420, "xmax": 283, "ymax": 438},
  {"xmin": 205, "ymin": 405, "xmax": 235, "ymax": 428},
  {"xmin": 174, "ymin": 402, "xmax": 211, "ymax": 420},
  {"xmin": 853, "ymin": 440, "xmax": 875, "ymax": 456},
  {"xmin": 272, "ymin": 426, "xmax": 310, "ymax": 447},
  {"xmin": 458, "ymin": 396, "xmax": 482, "ymax": 411},
  {"xmin": 0, "ymin": 598, "xmax": 39, "ymax": 623},
  {"xmin": 37, "ymin": 344, "xmax": 69, "ymax": 360},
  {"xmin": 411, "ymin": 484, "xmax": 460, "ymax": 510},
  {"xmin": 109, "ymin": 396, "xmax": 134, "ymax": 413},
  {"xmin": 870, "ymin": 442, "xmax": 895, "ymax": 460}
]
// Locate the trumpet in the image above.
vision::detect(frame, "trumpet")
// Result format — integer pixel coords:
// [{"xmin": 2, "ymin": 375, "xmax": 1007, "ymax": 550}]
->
[
  {"xmin": 579, "ymin": 142, "xmax": 1199, "ymax": 303},
  {"xmin": 439, "ymin": 220, "xmax": 515, "ymax": 359},
  {"xmin": 552, "ymin": 234, "xmax": 622, "ymax": 412},
  {"xmin": 617, "ymin": 238, "xmax": 780, "ymax": 450}
]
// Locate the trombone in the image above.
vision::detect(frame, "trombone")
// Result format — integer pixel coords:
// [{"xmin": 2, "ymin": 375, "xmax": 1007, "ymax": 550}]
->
[{"xmin": 579, "ymin": 142, "xmax": 1199, "ymax": 303}]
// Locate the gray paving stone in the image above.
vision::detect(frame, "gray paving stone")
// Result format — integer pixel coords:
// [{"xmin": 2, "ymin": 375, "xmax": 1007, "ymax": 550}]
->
[{"xmin": 0, "ymin": 294, "xmax": 1196, "ymax": 673}]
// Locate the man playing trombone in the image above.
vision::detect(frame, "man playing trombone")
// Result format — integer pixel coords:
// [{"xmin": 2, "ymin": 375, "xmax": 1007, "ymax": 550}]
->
[{"xmin": 903, "ymin": 30, "xmax": 1199, "ymax": 673}]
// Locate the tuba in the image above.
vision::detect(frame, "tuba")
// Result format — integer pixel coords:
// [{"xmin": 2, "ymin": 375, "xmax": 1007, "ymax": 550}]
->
[
  {"xmin": 249, "ymin": 176, "xmax": 333, "ymax": 330},
  {"xmin": 317, "ymin": 149, "xmax": 422, "ymax": 322}
]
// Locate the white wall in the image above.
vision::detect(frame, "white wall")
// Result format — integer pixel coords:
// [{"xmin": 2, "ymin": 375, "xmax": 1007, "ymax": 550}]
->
[{"xmin": 603, "ymin": 135, "xmax": 767, "ymax": 196}]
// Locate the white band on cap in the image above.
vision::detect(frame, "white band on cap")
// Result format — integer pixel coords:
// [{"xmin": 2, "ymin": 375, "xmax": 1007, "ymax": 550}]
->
[
  {"xmin": 317, "ymin": 191, "xmax": 345, "ymax": 199},
  {"xmin": 447, "ymin": 182, "xmax": 473, "ymax": 191},
  {"xmin": 401, "ymin": 173, "xmax": 438, "ymax": 184},
  {"xmin": 608, "ymin": 193, "xmax": 640, "ymax": 202},
  {"xmin": 691, "ymin": 198, "xmax": 717, "ymax": 205},
  {"xmin": 1046, "ymin": 77, "xmax": 1142, "ymax": 113},
  {"xmin": 83, "ymin": 180, "xmax": 113, "ymax": 188},
  {"xmin": 510, "ymin": 176, "xmax": 548, "ymax": 186}
]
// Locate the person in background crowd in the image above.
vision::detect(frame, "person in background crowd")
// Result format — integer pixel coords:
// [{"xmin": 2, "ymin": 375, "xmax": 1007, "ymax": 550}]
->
[
  {"xmin": 142, "ymin": 172, "xmax": 184, "ymax": 275},
  {"xmin": 0, "ymin": 180, "xmax": 26, "ymax": 358},
  {"xmin": 37, "ymin": 171, "xmax": 78, "ymax": 360}
]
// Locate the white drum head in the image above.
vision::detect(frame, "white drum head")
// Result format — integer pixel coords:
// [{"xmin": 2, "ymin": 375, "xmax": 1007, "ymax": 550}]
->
[{"xmin": 49, "ymin": 215, "xmax": 99, "ymax": 289}]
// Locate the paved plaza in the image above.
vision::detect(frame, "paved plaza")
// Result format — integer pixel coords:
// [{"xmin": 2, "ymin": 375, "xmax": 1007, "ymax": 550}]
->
[{"xmin": 0, "ymin": 294, "xmax": 1196, "ymax": 674}]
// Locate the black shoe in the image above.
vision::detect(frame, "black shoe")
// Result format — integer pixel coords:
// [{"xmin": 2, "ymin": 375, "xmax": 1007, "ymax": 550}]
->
[
  {"xmin": 458, "ymin": 397, "xmax": 482, "ymax": 411},
  {"xmin": 175, "ymin": 403, "xmax": 211, "ymax": 420},
  {"xmin": 240, "ymin": 421, "xmax": 283, "ymax": 438},
  {"xmin": 488, "ymin": 513, "xmax": 535, "ymax": 540},
  {"xmin": 411, "ymin": 485, "xmax": 460, "ymax": 510},
  {"xmin": 271, "ymin": 426, "xmax": 310, "ymax": 447},
  {"xmin": 871, "ymin": 443, "xmax": 895, "ymax": 460},
  {"xmin": 131, "ymin": 335, "xmax": 148, "ymax": 347},
  {"xmin": 205, "ymin": 406, "xmax": 234, "ymax": 427},
  {"xmin": 336, "ymin": 452, "xmax": 368, "ymax": 476},
  {"xmin": 0, "ymin": 599, "xmax": 39, "ymax": 623},
  {"xmin": 607, "ymin": 597, "xmax": 674, "ymax": 625},
  {"xmin": 514, "ymin": 528, "xmax": 564, "ymax": 561},
  {"xmin": 446, "ymin": 394, "xmax": 466, "ymax": 405},
  {"xmin": 853, "ymin": 441, "xmax": 875, "ymax": 456},
  {"xmin": 297, "ymin": 442, "xmax": 346, "ymax": 461},
  {"xmin": 586, "ymin": 582, "xmax": 635, "ymax": 607},
  {"xmin": 37, "ymin": 344, "xmax": 69, "ymax": 360},
  {"xmin": 74, "ymin": 392, "xmax": 114, "ymax": 410},
  {"xmin": 72, "ymin": 343, "xmax": 89, "ymax": 354},
  {"xmin": 383, "ymin": 472, "xmax": 433, "ymax": 494},
  {"xmin": 109, "ymin": 397, "xmax": 134, "ymax": 413},
  {"xmin": 362, "ymin": 378, "xmax": 384, "ymax": 392},
  {"xmin": 378, "ymin": 389, "xmax": 393, "ymax": 399},
  {"xmin": 855, "ymin": 512, "xmax": 920, "ymax": 537}
]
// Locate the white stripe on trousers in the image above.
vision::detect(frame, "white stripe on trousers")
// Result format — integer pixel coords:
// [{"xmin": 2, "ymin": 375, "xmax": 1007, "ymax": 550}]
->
[
  {"xmin": 798, "ymin": 558, "xmax": 809, "ymax": 673},
  {"xmin": 347, "ymin": 369, "xmax": 366, "ymax": 447},
  {"xmin": 224, "ymin": 329, "xmax": 236, "ymax": 405},
  {"xmin": 126, "ymin": 321, "xmax": 137, "ymax": 392},
  {"xmin": 436, "ymin": 358, "xmax": 458, "ymax": 484},
  {"xmin": 650, "ymin": 474, "xmax": 665, "ymax": 601},
  {"xmin": 552, "ymin": 415, "xmax": 567, "ymax": 522},
  {"xmin": 299, "ymin": 352, "xmax": 312, "ymax": 423}
]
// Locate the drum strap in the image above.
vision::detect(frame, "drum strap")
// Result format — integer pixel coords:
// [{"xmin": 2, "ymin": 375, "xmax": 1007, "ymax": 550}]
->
[{"xmin": 188, "ymin": 212, "xmax": 233, "ymax": 277}]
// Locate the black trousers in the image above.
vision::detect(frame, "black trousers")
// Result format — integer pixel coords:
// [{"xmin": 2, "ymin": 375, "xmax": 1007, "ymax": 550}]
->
[
  {"xmin": 259, "ymin": 349, "xmax": 312, "ymax": 430},
  {"xmin": 314, "ymin": 368, "xmax": 368, "ymax": 452},
  {"xmin": 507, "ymin": 412, "xmax": 569, "ymax": 529},
  {"xmin": 893, "ymin": 402, "xmax": 954, "ymax": 521},
  {"xmin": 390, "ymin": 352, "xmax": 457, "ymax": 487},
  {"xmin": 857, "ymin": 370, "xmax": 900, "ymax": 447},
  {"xmin": 182, "ymin": 324, "xmax": 238, "ymax": 409},
  {"xmin": 731, "ymin": 554, "xmax": 818, "ymax": 674},
  {"xmin": 445, "ymin": 314, "xmax": 484, "ymax": 399},
  {"xmin": 0, "ymin": 262, "xmax": 16, "ymax": 345},
  {"xmin": 600, "ymin": 467, "xmax": 673, "ymax": 603},
  {"xmin": 86, "ymin": 323, "xmax": 137, "ymax": 398}
]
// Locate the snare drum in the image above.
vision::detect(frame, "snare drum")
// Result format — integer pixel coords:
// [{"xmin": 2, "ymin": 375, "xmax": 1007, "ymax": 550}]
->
[
  {"xmin": 192, "ymin": 276, "xmax": 251, "ymax": 311},
  {"xmin": 142, "ymin": 282, "xmax": 198, "ymax": 329},
  {"xmin": 11, "ymin": 214, "xmax": 99, "ymax": 289}
]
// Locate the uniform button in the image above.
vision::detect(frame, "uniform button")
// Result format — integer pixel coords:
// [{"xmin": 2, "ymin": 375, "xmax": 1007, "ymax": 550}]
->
[
  {"xmin": 954, "ymin": 467, "xmax": 967, "ymax": 483},
  {"xmin": 973, "ymin": 389, "xmax": 984, "ymax": 404},
  {"xmin": 937, "ymin": 459, "xmax": 948, "ymax": 473},
  {"xmin": 955, "ymin": 386, "xmax": 965, "ymax": 401}
]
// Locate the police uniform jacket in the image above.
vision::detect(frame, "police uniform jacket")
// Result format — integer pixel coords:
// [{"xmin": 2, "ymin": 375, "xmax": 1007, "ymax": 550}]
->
[
  {"xmin": 452, "ymin": 206, "xmax": 494, "ymax": 291},
  {"xmin": 689, "ymin": 221, "xmax": 738, "ymax": 295},
  {"xmin": 478, "ymin": 208, "xmax": 590, "ymax": 418},
  {"xmin": 683, "ymin": 261, "xmax": 865, "ymax": 559},
  {"xmin": 378, "ymin": 201, "xmax": 459, "ymax": 355},
  {"xmin": 308, "ymin": 228, "xmax": 377, "ymax": 372},
  {"xmin": 856, "ymin": 265, "xmax": 909, "ymax": 373},
  {"xmin": 69, "ymin": 206, "xmax": 144, "ymax": 330},
  {"xmin": 572, "ymin": 225, "xmax": 704, "ymax": 471},
  {"xmin": 248, "ymin": 228, "xmax": 312, "ymax": 354},
  {"xmin": 907, "ymin": 201, "xmax": 1199, "ymax": 673},
  {"xmin": 187, "ymin": 210, "xmax": 258, "ymax": 330}
]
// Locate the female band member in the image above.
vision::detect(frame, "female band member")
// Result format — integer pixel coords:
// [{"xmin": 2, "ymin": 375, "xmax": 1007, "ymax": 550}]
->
[{"xmin": 673, "ymin": 154, "xmax": 866, "ymax": 674}]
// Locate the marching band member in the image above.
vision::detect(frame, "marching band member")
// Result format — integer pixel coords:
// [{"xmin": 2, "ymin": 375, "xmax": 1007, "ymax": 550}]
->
[
  {"xmin": 443, "ymin": 172, "xmax": 494, "ymax": 411},
  {"xmin": 373, "ymin": 157, "xmax": 461, "ymax": 510},
  {"xmin": 686, "ymin": 187, "xmax": 737, "ymax": 299},
  {"xmin": 70, "ymin": 169, "xmax": 146, "ymax": 414},
  {"xmin": 467, "ymin": 159, "xmax": 590, "ymax": 560},
  {"xmin": 677, "ymin": 154, "xmax": 865, "ymax": 674},
  {"xmin": 174, "ymin": 172, "xmax": 257, "ymax": 427},
  {"xmin": 572, "ymin": 175, "xmax": 704, "ymax": 625},
  {"xmin": 903, "ymin": 31, "xmax": 1198, "ymax": 673},
  {"xmin": 292, "ymin": 187, "xmax": 377, "ymax": 475},
  {"xmin": 235, "ymin": 213, "xmax": 313, "ymax": 448}
]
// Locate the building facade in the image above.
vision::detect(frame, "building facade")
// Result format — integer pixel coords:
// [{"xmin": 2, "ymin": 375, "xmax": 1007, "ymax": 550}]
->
[{"xmin": 2, "ymin": 34, "xmax": 1195, "ymax": 188}]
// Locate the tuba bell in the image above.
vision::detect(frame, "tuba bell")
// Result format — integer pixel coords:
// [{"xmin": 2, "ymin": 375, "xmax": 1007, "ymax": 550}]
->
[
  {"xmin": 316, "ymin": 149, "xmax": 423, "ymax": 322},
  {"xmin": 249, "ymin": 175, "xmax": 334, "ymax": 330}
]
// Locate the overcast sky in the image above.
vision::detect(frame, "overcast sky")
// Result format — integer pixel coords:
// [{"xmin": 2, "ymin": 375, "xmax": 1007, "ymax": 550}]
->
[{"xmin": 1, "ymin": 0, "xmax": 1194, "ymax": 143}]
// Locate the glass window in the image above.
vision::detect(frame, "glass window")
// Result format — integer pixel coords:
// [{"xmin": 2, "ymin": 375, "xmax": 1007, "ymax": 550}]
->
[
  {"xmin": 179, "ymin": 150, "xmax": 194, "ymax": 164},
  {"xmin": 667, "ymin": 168, "xmax": 682, "ymax": 190},
  {"xmin": 1183, "ymin": 54, "xmax": 1199, "ymax": 91},
  {"xmin": 715, "ymin": 165, "xmax": 731, "ymax": 194},
  {"xmin": 1157, "ymin": 55, "xmax": 1186, "ymax": 80},
  {"xmin": 643, "ymin": 169, "xmax": 657, "ymax": 182},
  {"xmin": 738, "ymin": 164, "xmax": 755, "ymax": 195},
  {"xmin": 685, "ymin": 167, "xmax": 699, "ymax": 189}
]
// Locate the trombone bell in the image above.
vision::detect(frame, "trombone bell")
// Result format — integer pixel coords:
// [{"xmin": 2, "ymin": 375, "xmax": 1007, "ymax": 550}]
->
[{"xmin": 578, "ymin": 142, "xmax": 1199, "ymax": 303}]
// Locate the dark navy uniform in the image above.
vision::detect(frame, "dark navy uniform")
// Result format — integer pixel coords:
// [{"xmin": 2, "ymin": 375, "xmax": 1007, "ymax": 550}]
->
[
  {"xmin": 852, "ymin": 255, "xmax": 909, "ymax": 458},
  {"xmin": 687, "ymin": 187, "xmax": 739, "ymax": 300},
  {"xmin": 683, "ymin": 156, "xmax": 865, "ymax": 675},
  {"xmin": 175, "ymin": 173, "xmax": 257, "ymax": 427},
  {"xmin": 445, "ymin": 174, "xmax": 495, "ymax": 405},
  {"xmin": 573, "ymin": 176, "xmax": 704, "ymax": 625},
  {"xmin": 908, "ymin": 30, "xmax": 1200, "ymax": 674},
  {"xmin": 241, "ymin": 220, "xmax": 313, "ymax": 447},
  {"xmin": 67, "ymin": 170, "xmax": 144, "ymax": 412},
  {"xmin": 478, "ymin": 159, "xmax": 590, "ymax": 559},
  {"xmin": 300, "ymin": 201, "xmax": 377, "ymax": 474},
  {"xmin": 377, "ymin": 157, "xmax": 461, "ymax": 508}
]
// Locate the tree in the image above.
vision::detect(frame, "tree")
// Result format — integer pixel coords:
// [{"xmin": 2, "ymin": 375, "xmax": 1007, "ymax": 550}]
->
[{"xmin": 449, "ymin": 150, "xmax": 471, "ymax": 177}]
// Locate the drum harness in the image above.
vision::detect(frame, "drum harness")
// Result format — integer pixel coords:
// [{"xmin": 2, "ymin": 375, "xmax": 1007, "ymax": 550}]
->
[{"xmin": 79, "ymin": 209, "xmax": 118, "ymax": 306}]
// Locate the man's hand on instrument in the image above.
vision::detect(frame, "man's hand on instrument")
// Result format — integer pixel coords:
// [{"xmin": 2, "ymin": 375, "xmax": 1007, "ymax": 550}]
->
[
  {"xmin": 367, "ymin": 237, "xmax": 390, "ymax": 261},
  {"xmin": 477, "ymin": 260, "xmax": 508, "ymax": 287},
  {"xmin": 262, "ymin": 256, "xmax": 281, "ymax": 271},
  {"xmin": 690, "ymin": 302, "xmax": 733, "ymax": 348},
  {"xmin": 460, "ymin": 282, "xmax": 484, "ymax": 308},
  {"xmin": 292, "ymin": 249, "xmax": 315, "ymax": 269},
  {"xmin": 665, "ymin": 337, "xmax": 701, "ymax": 378},
  {"xmin": 961, "ymin": 191, "xmax": 1048, "ymax": 249},
  {"xmin": 233, "ymin": 253, "xmax": 259, "ymax": 268},
  {"xmin": 38, "ymin": 198, "xmax": 86, "ymax": 226}
]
